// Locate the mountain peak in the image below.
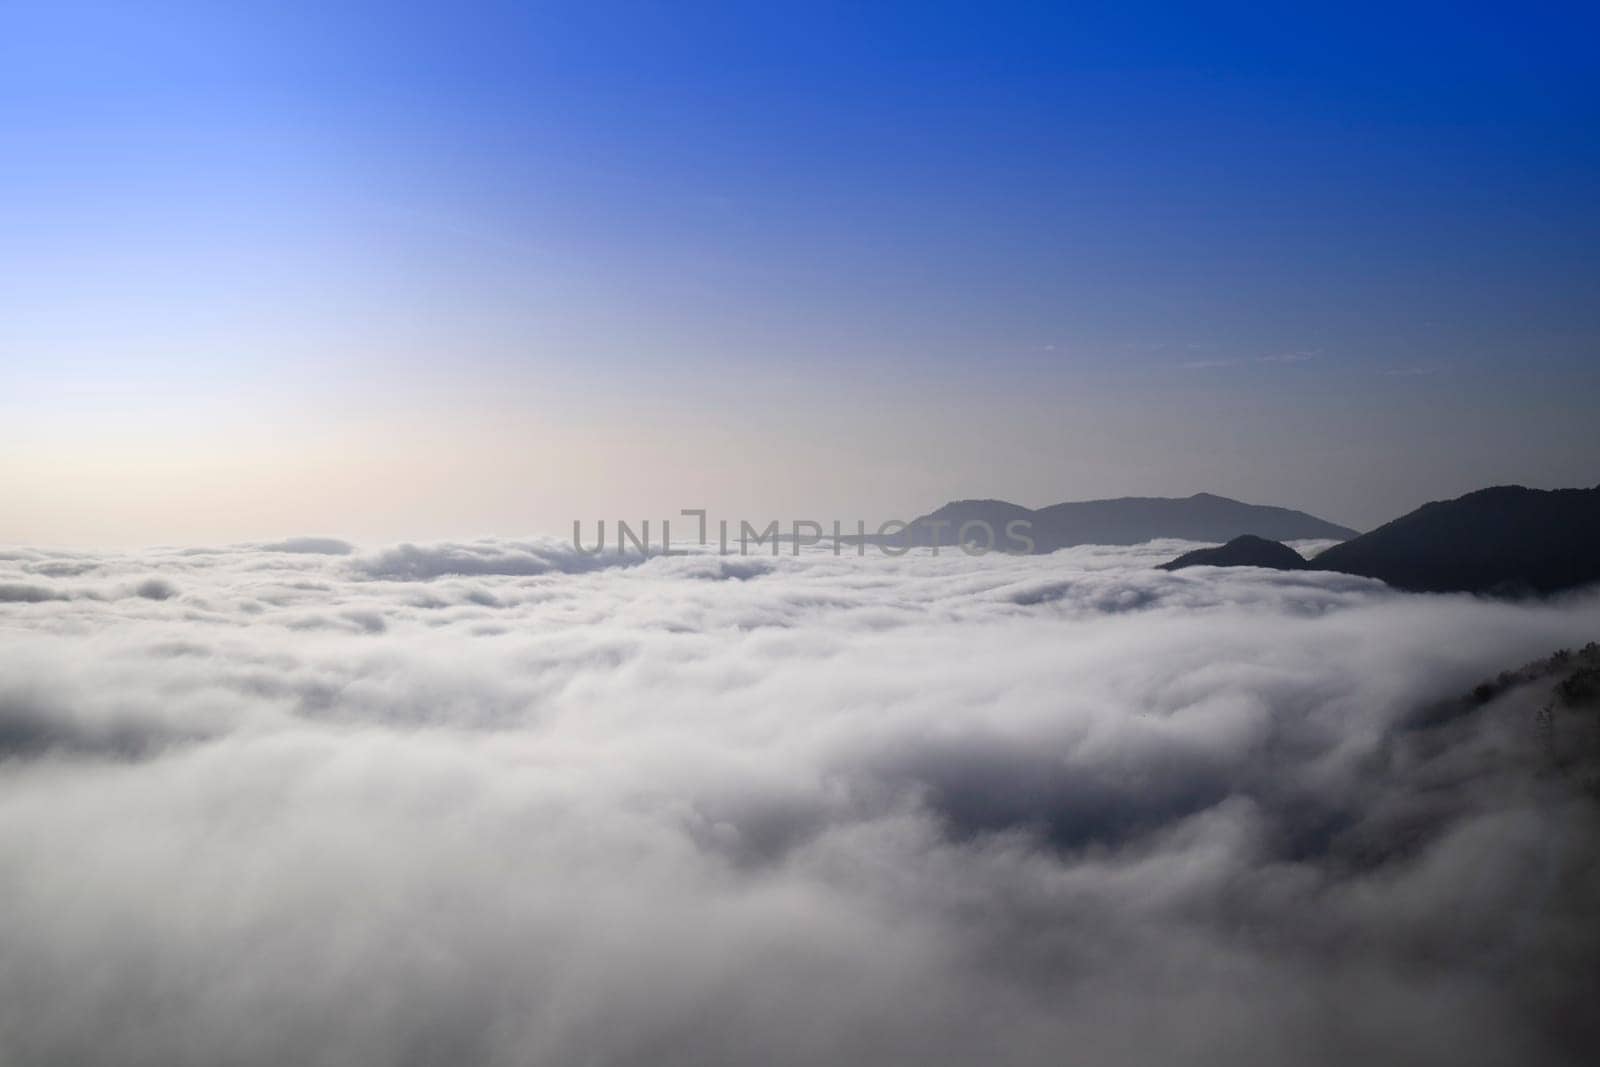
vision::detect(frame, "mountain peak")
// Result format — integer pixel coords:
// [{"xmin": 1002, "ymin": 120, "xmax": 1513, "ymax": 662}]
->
[
  {"xmin": 1310, "ymin": 484, "xmax": 1600, "ymax": 594},
  {"xmin": 1159, "ymin": 535, "xmax": 1309, "ymax": 572}
]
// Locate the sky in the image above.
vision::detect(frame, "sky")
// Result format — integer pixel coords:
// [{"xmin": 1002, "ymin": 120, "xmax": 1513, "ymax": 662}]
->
[{"xmin": 3, "ymin": 0, "xmax": 1598, "ymax": 545}]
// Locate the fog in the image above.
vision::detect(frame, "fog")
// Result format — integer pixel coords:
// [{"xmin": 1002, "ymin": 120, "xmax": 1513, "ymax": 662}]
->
[{"xmin": 1, "ymin": 538, "xmax": 1596, "ymax": 1065}]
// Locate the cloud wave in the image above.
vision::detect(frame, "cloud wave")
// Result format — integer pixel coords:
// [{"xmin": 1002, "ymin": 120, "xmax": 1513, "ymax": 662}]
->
[{"xmin": 1, "ymin": 539, "xmax": 1597, "ymax": 1066}]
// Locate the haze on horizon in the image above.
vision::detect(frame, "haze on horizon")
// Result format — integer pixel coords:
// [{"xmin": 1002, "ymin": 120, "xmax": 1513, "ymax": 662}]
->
[{"xmin": 4, "ymin": 1, "xmax": 1598, "ymax": 546}]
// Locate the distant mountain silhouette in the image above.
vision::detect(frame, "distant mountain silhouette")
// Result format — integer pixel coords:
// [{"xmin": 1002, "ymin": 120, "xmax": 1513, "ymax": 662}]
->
[
  {"xmin": 1151, "ymin": 485, "xmax": 1600, "ymax": 596},
  {"xmin": 874, "ymin": 493, "xmax": 1357, "ymax": 552},
  {"xmin": 1308, "ymin": 485, "xmax": 1600, "ymax": 594},
  {"xmin": 1158, "ymin": 535, "xmax": 1309, "ymax": 572}
]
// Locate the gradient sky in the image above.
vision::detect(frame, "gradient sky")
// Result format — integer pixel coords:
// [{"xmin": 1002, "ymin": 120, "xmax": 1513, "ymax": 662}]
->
[{"xmin": 3, "ymin": 1, "xmax": 1597, "ymax": 545}]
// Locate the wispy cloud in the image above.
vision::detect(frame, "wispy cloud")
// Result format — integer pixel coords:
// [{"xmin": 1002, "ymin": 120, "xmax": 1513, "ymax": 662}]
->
[{"xmin": 1181, "ymin": 350, "xmax": 1319, "ymax": 370}]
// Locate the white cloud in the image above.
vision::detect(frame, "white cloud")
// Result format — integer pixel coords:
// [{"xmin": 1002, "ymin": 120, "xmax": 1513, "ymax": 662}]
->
[{"xmin": 0, "ymin": 540, "xmax": 1596, "ymax": 1065}]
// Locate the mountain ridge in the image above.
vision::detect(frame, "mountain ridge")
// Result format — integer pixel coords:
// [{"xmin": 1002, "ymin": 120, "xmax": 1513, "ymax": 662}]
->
[
  {"xmin": 876, "ymin": 492, "xmax": 1357, "ymax": 552},
  {"xmin": 1309, "ymin": 484, "xmax": 1600, "ymax": 593},
  {"xmin": 1152, "ymin": 484, "xmax": 1600, "ymax": 595}
]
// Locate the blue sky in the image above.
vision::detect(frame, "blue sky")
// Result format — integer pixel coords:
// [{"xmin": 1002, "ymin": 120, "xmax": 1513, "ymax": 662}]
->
[{"xmin": 3, "ymin": 1, "xmax": 1597, "ymax": 543}]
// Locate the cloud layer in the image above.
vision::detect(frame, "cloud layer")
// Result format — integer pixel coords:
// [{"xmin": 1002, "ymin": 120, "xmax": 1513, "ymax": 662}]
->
[{"xmin": 1, "ymin": 538, "xmax": 1597, "ymax": 1066}]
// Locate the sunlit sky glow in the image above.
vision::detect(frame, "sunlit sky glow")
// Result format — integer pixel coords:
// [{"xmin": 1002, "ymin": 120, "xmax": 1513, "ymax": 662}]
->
[{"xmin": 3, "ymin": 1, "xmax": 1597, "ymax": 545}]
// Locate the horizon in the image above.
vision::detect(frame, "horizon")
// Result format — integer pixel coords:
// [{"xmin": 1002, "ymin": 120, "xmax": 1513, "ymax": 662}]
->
[
  {"xmin": 0, "ymin": 481, "xmax": 1554, "ymax": 553},
  {"xmin": 14, "ymin": 480, "xmax": 1600, "ymax": 553}
]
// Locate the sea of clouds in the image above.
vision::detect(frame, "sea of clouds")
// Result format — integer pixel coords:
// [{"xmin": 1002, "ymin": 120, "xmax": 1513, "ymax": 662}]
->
[{"xmin": 1, "ymin": 536, "xmax": 1597, "ymax": 1066}]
